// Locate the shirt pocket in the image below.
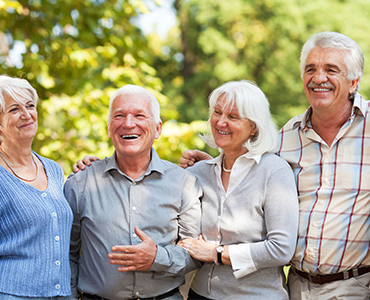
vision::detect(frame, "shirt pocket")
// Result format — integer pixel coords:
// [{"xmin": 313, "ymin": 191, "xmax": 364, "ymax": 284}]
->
[{"xmin": 338, "ymin": 145, "xmax": 370, "ymax": 191}]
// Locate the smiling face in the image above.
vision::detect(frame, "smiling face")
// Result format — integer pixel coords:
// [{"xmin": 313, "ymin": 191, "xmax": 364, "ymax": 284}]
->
[
  {"xmin": 210, "ymin": 96, "xmax": 255, "ymax": 156},
  {"xmin": 108, "ymin": 93, "xmax": 162, "ymax": 161},
  {"xmin": 0, "ymin": 92, "xmax": 38, "ymax": 145},
  {"xmin": 303, "ymin": 46, "xmax": 359, "ymax": 114}
]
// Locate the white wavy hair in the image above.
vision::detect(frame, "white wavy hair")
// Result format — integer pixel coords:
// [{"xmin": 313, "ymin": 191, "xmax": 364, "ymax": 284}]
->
[
  {"xmin": 300, "ymin": 31, "xmax": 364, "ymax": 94},
  {"xmin": 202, "ymin": 80, "xmax": 278, "ymax": 155}
]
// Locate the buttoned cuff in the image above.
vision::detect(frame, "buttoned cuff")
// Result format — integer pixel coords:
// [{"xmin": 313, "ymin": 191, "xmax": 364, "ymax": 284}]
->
[
  {"xmin": 229, "ymin": 243, "xmax": 257, "ymax": 279},
  {"xmin": 149, "ymin": 245, "xmax": 170, "ymax": 273}
]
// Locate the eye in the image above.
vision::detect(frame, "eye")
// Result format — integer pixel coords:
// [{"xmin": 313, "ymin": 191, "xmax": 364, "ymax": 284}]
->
[
  {"xmin": 9, "ymin": 107, "xmax": 19, "ymax": 113},
  {"xmin": 213, "ymin": 110, "xmax": 221, "ymax": 115}
]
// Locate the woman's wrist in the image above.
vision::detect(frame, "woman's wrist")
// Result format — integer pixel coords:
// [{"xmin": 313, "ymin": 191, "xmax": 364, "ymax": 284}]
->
[{"xmin": 213, "ymin": 245, "xmax": 224, "ymax": 265}]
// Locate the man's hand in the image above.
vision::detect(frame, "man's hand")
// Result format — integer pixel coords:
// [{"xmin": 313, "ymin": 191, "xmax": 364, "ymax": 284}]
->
[
  {"xmin": 72, "ymin": 155, "xmax": 100, "ymax": 173},
  {"xmin": 108, "ymin": 227, "xmax": 157, "ymax": 272},
  {"xmin": 178, "ymin": 150, "xmax": 213, "ymax": 169}
]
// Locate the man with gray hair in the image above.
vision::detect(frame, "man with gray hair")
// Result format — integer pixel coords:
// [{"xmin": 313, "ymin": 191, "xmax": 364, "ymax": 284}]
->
[
  {"xmin": 276, "ymin": 31, "xmax": 370, "ymax": 299},
  {"xmin": 64, "ymin": 85, "xmax": 201, "ymax": 300},
  {"xmin": 179, "ymin": 31, "xmax": 370, "ymax": 299}
]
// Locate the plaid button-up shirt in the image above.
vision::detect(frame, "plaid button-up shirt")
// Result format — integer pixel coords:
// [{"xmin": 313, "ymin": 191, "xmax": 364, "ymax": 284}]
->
[{"xmin": 277, "ymin": 93, "xmax": 370, "ymax": 275}]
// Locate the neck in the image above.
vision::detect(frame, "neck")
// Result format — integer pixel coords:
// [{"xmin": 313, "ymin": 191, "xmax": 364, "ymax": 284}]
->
[
  {"xmin": 222, "ymin": 149, "xmax": 248, "ymax": 172},
  {"xmin": 0, "ymin": 143, "xmax": 33, "ymax": 165},
  {"xmin": 310, "ymin": 102, "xmax": 352, "ymax": 146},
  {"xmin": 116, "ymin": 152, "xmax": 151, "ymax": 181}
]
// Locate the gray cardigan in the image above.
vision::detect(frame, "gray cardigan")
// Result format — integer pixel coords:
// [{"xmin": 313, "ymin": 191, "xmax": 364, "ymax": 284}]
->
[{"xmin": 188, "ymin": 153, "xmax": 299, "ymax": 300}]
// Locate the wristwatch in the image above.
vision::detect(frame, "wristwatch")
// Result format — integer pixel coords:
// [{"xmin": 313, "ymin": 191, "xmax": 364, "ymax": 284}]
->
[{"xmin": 216, "ymin": 245, "xmax": 225, "ymax": 265}]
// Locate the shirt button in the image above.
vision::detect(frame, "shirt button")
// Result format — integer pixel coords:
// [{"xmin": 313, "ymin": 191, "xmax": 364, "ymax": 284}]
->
[
  {"xmin": 55, "ymin": 284, "xmax": 60, "ymax": 290},
  {"xmin": 55, "ymin": 260, "xmax": 60, "ymax": 266},
  {"xmin": 133, "ymin": 233, "xmax": 137, "ymax": 238},
  {"xmin": 135, "ymin": 292, "xmax": 140, "ymax": 296},
  {"xmin": 55, "ymin": 236, "xmax": 60, "ymax": 241},
  {"xmin": 132, "ymin": 207, "xmax": 136, "ymax": 211},
  {"xmin": 132, "ymin": 182, "xmax": 136, "ymax": 186},
  {"xmin": 52, "ymin": 212, "xmax": 57, "ymax": 217},
  {"xmin": 41, "ymin": 193, "xmax": 47, "ymax": 197}
]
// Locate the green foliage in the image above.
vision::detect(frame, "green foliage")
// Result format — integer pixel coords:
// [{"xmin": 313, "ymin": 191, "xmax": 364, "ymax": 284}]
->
[
  {"xmin": 155, "ymin": 0, "xmax": 370, "ymax": 128},
  {"xmin": 0, "ymin": 0, "xmax": 172, "ymax": 174},
  {"xmin": 1, "ymin": 0, "xmax": 370, "ymax": 175}
]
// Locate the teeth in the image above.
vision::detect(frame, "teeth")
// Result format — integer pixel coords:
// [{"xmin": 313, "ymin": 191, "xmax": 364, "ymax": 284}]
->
[
  {"xmin": 218, "ymin": 130, "xmax": 231, "ymax": 135},
  {"xmin": 313, "ymin": 88, "xmax": 331, "ymax": 91},
  {"xmin": 121, "ymin": 134, "xmax": 139, "ymax": 139}
]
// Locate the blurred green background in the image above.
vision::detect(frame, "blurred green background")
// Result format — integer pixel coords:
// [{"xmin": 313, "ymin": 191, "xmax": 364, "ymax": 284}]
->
[{"xmin": 1, "ymin": 0, "xmax": 369, "ymax": 175}]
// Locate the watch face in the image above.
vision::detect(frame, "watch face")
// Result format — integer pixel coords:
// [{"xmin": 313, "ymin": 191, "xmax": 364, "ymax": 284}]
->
[{"xmin": 217, "ymin": 246, "xmax": 224, "ymax": 253}]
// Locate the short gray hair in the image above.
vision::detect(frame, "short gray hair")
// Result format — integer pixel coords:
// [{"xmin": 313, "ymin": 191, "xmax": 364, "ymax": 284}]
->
[
  {"xmin": 0, "ymin": 75, "xmax": 38, "ymax": 114},
  {"xmin": 300, "ymin": 31, "xmax": 364, "ymax": 94},
  {"xmin": 108, "ymin": 85, "xmax": 161, "ymax": 124},
  {"xmin": 202, "ymin": 80, "xmax": 278, "ymax": 155}
]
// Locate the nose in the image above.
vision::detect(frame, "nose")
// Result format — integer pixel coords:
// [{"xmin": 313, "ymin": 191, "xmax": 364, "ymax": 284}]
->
[
  {"xmin": 217, "ymin": 114, "xmax": 228, "ymax": 126},
  {"xmin": 123, "ymin": 114, "xmax": 136, "ymax": 128},
  {"xmin": 20, "ymin": 106, "xmax": 31, "ymax": 119},
  {"xmin": 311, "ymin": 69, "xmax": 327, "ymax": 84}
]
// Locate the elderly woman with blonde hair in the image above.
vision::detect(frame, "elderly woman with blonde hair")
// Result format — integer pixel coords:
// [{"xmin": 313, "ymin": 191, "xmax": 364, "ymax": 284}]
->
[{"xmin": 178, "ymin": 80, "xmax": 299, "ymax": 299}]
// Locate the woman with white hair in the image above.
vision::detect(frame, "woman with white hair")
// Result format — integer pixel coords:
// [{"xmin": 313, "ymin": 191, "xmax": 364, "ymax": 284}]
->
[
  {"xmin": 0, "ymin": 75, "xmax": 72, "ymax": 299},
  {"xmin": 177, "ymin": 80, "xmax": 299, "ymax": 299}
]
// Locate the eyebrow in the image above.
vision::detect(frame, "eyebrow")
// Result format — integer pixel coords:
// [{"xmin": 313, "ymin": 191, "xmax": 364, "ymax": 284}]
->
[{"xmin": 305, "ymin": 63, "xmax": 341, "ymax": 71}]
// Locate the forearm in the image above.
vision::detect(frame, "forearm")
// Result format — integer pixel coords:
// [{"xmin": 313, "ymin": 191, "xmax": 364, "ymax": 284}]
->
[{"xmin": 149, "ymin": 244, "xmax": 198, "ymax": 277}]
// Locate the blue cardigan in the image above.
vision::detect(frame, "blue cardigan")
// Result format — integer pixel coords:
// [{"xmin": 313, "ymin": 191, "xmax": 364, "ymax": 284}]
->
[{"xmin": 0, "ymin": 153, "xmax": 72, "ymax": 297}]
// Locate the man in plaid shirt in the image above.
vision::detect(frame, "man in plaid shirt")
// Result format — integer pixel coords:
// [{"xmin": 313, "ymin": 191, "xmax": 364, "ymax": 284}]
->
[
  {"xmin": 179, "ymin": 31, "xmax": 370, "ymax": 299},
  {"xmin": 277, "ymin": 32, "xmax": 370, "ymax": 299}
]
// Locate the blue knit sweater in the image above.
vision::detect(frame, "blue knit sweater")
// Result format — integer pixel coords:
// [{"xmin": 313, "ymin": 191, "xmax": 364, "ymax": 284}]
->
[{"xmin": 0, "ymin": 153, "xmax": 72, "ymax": 297}]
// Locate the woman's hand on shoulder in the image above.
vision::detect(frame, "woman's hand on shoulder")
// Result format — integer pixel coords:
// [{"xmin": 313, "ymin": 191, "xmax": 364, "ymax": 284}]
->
[{"xmin": 72, "ymin": 155, "xmax": 100, "ymax": 173}]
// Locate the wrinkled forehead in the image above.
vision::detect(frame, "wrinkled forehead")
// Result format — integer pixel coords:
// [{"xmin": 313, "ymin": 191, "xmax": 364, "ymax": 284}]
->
[{"xmin": 306, "ymin": 46, "xmax": 347, "ymax": 68}]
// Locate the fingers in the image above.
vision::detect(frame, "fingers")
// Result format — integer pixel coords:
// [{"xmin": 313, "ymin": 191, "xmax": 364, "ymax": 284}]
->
[
  {"xmin": 72, "ymin": 159, "xmax": 87, "ymax": 173},
  {"xmin": 179, "ymin": 150, "xmax": 196, "ymax": 169},
  {"xmin": 178, "ymin": 150, "xmax": 213, "ymax": 169},
  {"xmin": 134, "ymin": 227, "xmax": 149, "ymax": 242},
  {"xmin": 72, "ymin": 163, "xmax": 83, "ymax": 173},
  {"xmin": 83, "ymin": 155, "xmax": 100, "ymax": 164}
]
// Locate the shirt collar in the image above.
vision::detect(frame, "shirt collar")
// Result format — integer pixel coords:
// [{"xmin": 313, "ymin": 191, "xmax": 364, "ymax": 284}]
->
[
  {"xmin": 205, "ymin": 150, "xmax": 262, "ymax": 167},
  {"xmin": 292, "ymin": 93, "xmax": 366, "ymax": 131},
  {"xmin": 104, "ymin": 147, "xmax": 165, "ymax": 176}
]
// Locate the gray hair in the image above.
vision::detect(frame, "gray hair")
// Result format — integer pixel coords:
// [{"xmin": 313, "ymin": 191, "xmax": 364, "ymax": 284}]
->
[
  {"xmin": 300, "ymin": 31, "xmax": 364, "ymax": 94},
  {"xmin": 108, "ymin": 85, "xmax": 161, "ymax": 124},
  {"xmin": 202, "ymin": 80, "xmax": 278, "ymax": 155},
  {"xmin": 0, "ymin": 75, "xmax": 38, "ymax": 114}
]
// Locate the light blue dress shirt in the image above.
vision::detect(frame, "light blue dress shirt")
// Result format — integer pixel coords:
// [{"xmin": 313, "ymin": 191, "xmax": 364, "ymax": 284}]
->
[{"xmin": 64, "ymin": 148, "xmax": 201, "ymax": 300}]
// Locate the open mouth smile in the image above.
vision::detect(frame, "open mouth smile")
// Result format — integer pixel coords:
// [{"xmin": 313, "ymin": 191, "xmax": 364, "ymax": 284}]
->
[
  {"xmin": 121, "ymin": 134, "xmax": 140, "ymax": 140},
  {"xmin": 218, "ymin": 130, "xmax": 231, "ymax": 135}
]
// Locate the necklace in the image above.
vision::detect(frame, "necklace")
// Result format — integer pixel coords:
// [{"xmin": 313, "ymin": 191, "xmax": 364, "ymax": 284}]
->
[
  {"xmin": 0, "ymin": 151, "xmax": 39, "ymax": 181},
  {"xmin": 222, "ymin": 156, "xmax": 232, "ymax": 173}
]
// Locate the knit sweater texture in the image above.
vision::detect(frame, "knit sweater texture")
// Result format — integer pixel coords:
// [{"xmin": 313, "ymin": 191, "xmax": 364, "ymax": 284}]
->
[{"xmin": 0, "ymin": 153, "xmax": 72, "ymax": 297}]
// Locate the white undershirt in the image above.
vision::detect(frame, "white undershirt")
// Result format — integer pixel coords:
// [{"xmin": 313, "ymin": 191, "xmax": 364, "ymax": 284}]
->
[{"xmin": 206, "ymin": 151, "xmax": 262, "ymax": 279}]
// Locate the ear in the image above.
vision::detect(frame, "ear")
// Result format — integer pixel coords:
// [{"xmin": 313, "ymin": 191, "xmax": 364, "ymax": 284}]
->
[
  {"xmin": 154, "ymin": 122, "xmax": 162, "ymax": 140},
  {"xmin": 349, "ymin": 78, "xmax": 360, "ymax": 94},
  {"xmin": 108, "ymin": 123, "xmax": 111, "ymax": 139}
]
